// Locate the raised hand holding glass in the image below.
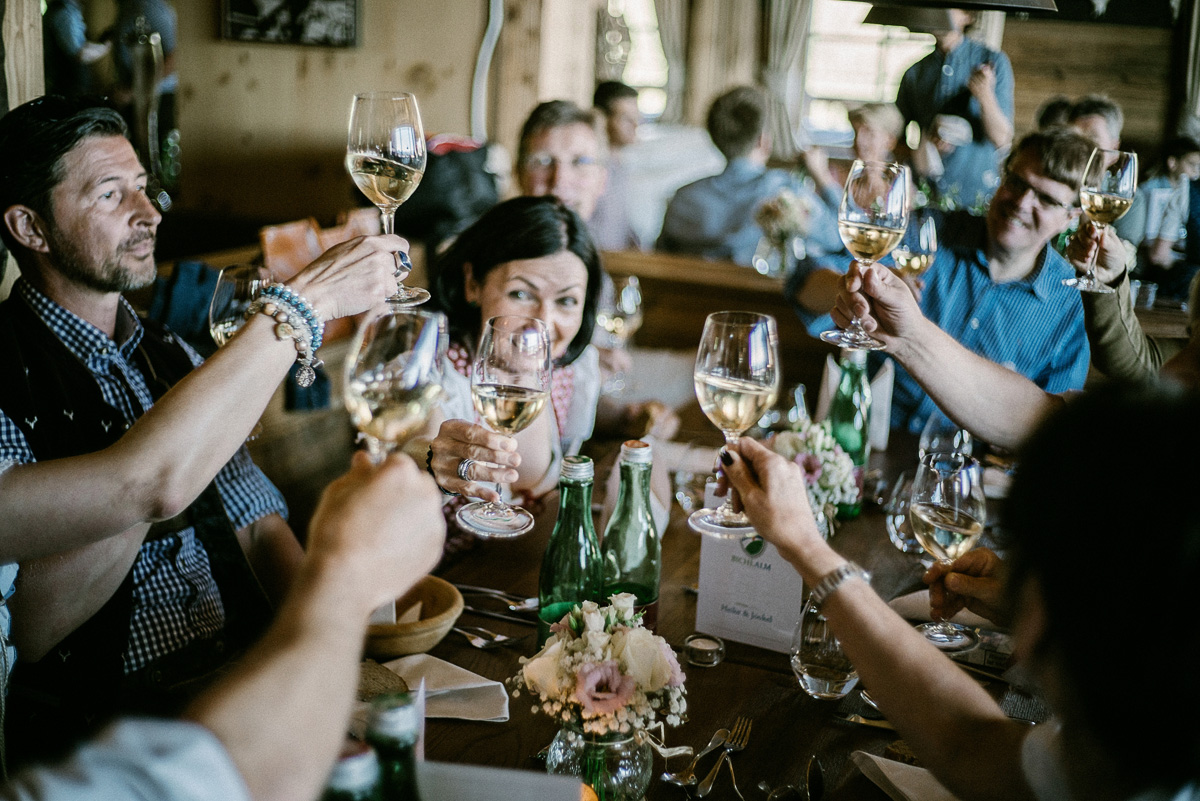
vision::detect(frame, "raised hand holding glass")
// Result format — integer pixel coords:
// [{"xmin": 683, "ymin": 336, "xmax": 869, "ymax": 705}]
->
[{"xmin": 1064, "ymin": 148, "xmax": 1137, "ymax": 294}]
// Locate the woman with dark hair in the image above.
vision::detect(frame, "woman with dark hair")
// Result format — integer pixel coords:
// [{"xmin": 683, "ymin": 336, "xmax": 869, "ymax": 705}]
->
[
  {"xmin": 721, "ymin": 383, "xmax": 1200, "ymax": 801},
  {"xmin": 423, "ymin": 197, "xmax": 613, "ymax": 514}
]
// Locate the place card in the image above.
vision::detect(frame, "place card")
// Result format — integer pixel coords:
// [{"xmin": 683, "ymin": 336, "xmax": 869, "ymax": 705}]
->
[{"xmin": 695, "ymin": 534, "xmax": 807, "ymax": 653}]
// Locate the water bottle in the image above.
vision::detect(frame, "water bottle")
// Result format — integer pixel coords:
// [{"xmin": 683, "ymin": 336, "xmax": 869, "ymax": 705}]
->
[
  {"xmin": 828, "ymin": 349, "xmax": 871, "ymax": 519},
  {"xmin": 600, "ymin": 441, "xmax": 660, "ymax": 630},
  {"xmin": 365, "ymin": 693, "xmax": 421, "ymax": 800},
  {"xmin": 537, "ymin": 456, "xmax": 603, "ymax": 644}
]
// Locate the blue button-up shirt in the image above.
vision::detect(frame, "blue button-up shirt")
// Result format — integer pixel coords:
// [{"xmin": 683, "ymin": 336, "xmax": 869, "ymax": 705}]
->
[
  {"xmin": 657, "ymin": 158, "xmax": 844, "ymax": 266},
  {"xmin": 0, "ymin": 279, "xmax": 287, "ymax": 675},
  {"xmin": 789, "ymin": 212, "xmax": 1091, "ymax": 433},
  {"xmin": 896, "ymin": 38, "xmax": 1014, "ymax": 210}
]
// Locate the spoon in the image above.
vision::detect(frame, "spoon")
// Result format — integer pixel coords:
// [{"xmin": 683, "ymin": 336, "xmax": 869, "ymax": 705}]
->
[{"xmin": 661, "ymin": 728, "xmax": 728, "ymax": 786}]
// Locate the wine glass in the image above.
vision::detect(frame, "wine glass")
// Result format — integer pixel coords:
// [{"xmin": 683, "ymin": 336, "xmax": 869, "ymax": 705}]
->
[
  {"xmin": 347, "ymin": 91, "xmax": 428, "ymax": 306},
  {"xmin": 456, "ymin": 316, "xmax": 552, "ymax": 539},
  {"xmin": 908, "ymin": 451, "xmax": 987, "ymax": 652},
  {"xmin": 208, "ymin": 263, "xmax": 272, "ymax": 347},
  {"xmin": 596, "ymin": 275, "xmax": 643, "ymax": 395},
  {"xmin": 344, "ymin": 309, "xmax": 446, "ymax": 463},
  {"xmin": 821, "ymin": 160, "xmax": 910, "ymax": 351},
  {"xmin": 918, "ymin": 406, "xmax": 972, "ymax": 461},
  {"xmin": 1064, "ymin": 148, "xmax": 1138, "ymax": 294},
  {"xmin": 689, "ymin": 311, "xmax": 780, "ymax": 538},
  {"xmin": 890, "ymin": 208, "xmax": 937, "ymax": 280}
]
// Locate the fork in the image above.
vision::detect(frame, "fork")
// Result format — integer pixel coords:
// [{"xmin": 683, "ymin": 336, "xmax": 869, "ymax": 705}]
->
[
  {"xmin": 452, "ymin": 625, "xmax": 522, "ymax": 649},
  {"xmin": 696, "ymin": 716, "xmax": 751, "ymax": 798}
]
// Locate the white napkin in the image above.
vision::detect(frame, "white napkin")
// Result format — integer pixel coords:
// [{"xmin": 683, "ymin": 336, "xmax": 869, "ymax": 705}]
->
[
  {"xmin": 814, "ymin": 355, "xmax": 894, "ymax": 451},
  {"xmin": 887, "ymin": 589, "xmax": 994, "ymax": 629},
  {"xmin": 851, "ymin": 751, "xmax": 961, "ymax": 801},
  {"xmin": 351, "ymin": 653, "xmax": 509, "ymax": 733},
  {"xmin": 418, "ymin": 761, "xmax": 581, "ymax": 800}
]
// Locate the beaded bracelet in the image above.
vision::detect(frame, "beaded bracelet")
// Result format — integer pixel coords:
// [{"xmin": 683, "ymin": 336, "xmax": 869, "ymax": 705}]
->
[{"xmin": 245, "ymin": 283, "xmax": 326, "ymax": 387}]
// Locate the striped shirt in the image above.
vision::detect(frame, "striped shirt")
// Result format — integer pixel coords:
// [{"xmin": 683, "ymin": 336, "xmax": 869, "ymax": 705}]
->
[
  {"xmin": 789, "ymin": 212, "xmax": 1090, "ymax": 434},
  {"xmin": 0, "ymin": 279, "xmax": 287, "ymax": 674}
]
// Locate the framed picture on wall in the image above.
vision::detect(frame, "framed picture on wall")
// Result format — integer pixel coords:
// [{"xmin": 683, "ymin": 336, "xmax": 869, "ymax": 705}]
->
[{"xmin": 221, "ymin": 0, "xmax": 358, "ymax": 47}]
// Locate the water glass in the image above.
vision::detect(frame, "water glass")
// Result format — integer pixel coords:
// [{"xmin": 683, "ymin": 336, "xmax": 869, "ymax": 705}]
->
[
  {"xmin": 790, "ymin": 597, "xmax": 858, "ymax": 700},
  {"xmin": 883, "ymin": 470, "xmax": 922, "ymax": 554}
]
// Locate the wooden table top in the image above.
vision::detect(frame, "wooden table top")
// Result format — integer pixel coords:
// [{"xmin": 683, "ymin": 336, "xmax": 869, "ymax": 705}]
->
[{"xmin": 417, "ymin": 425, "xmax": 949, "ymax": 801}]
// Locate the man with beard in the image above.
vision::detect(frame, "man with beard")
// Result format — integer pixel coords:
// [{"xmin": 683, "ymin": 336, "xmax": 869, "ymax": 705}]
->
[
  {"xmin": 789, "ymin": 127, "xmax": 1095, "ymax": 433},
  {"xmin": 0, "ymin": 95, "xmax": 402, "ymax": 767}
]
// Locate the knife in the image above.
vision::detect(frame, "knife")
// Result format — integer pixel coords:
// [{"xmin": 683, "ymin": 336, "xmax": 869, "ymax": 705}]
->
[
  {"xmin": 461, "ymin": 604, "xmax": 538, "ymax": 626},
  {"xmin": 837, "ymin": 714, "xmax": 896, "ymax": 731}
]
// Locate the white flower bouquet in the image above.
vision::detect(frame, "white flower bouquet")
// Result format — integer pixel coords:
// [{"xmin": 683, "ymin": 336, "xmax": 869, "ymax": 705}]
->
[
  {"xmin": 511, "ymin": 594, "xmax": 687, "ymax": 736},
  {"xmin": 755, "ymin": 188, "xmax": 813, "ymax": 244},
  {"xmin": 765, "ymin": 420, "xmax": 858, "ymax": 514}
]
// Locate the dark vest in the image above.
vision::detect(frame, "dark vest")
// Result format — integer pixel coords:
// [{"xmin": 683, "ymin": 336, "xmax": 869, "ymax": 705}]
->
[{"xmin": 0, "ymin": 293, "xmax": 273, "ymax": 767}]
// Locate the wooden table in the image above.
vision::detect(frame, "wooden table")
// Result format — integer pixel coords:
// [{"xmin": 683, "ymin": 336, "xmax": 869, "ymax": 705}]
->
[{"xmin": 418, "ymin": 427, "xmax": 939, "ymax": 801}]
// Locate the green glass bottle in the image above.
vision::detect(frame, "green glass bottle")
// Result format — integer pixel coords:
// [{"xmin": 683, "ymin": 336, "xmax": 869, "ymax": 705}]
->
[
  {"xmin": 321, "ymin": 738, "xmax": 382, "ymax": 801},
  {"xmin": 537, "ymin": 455, "xmax": 602, "ymax": 645},
  {"xmin": 601, "ymin": 440, "xmax": 661, "ymax": 631},
  {"xmin": 828, "ymin": 348, "xmax": 871, "ymax": 520},
  {"xmin": 365, "ymin": 692, "xmax": 422, "ymax": 801}
]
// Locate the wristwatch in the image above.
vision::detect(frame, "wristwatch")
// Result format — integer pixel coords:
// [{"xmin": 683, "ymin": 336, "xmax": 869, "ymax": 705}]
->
[{"xmin": 809, "ymin": 562, "xmax": 871, "ymax": 609}]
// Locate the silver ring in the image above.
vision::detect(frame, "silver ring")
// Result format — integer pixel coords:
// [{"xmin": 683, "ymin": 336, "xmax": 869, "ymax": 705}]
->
[
  {"xmin": 394, "ymin": 250, "xmax": 413, "ymax": 278},
  {"xmin": 457, "ymin": 458, "xmax": 476, "ymax": 481}
]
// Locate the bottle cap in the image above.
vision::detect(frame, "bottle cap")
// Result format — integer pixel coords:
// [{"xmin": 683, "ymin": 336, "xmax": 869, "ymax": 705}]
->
[
  {"xmin": 560, "ymin": 455, "xmax": 594, "ymax": 480},
  {"xmin": 367, "ymin": 692, "xmax": 420, "ymax": 741},
  {"xmin": 619, "ymin": 440, "xmax": 653, "ymax": 465},
  {"xmin": 326, "ymin": 737, "xmax": 381, "ymax": 791}
]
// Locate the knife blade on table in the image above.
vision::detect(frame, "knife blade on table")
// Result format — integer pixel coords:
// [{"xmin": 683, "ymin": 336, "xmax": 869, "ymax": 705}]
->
[
  {"xmin": 460, "ymin": 604, "xmax": 538, "ymax": 626},
  {"xmin": 837, "ymin": 714, "xmax": 897, "ymax": 731}
]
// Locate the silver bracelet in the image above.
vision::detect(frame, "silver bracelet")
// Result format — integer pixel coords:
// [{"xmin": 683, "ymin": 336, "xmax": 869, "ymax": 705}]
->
[{"xmin": 809, "ymin": 562, "xmax": 871, "ymax": 609}]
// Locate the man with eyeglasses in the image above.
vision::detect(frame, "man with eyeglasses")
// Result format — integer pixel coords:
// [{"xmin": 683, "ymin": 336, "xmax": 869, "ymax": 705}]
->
[
  {"xmin": 657, "ymin": 86, "xmax": 842, "ymax": 266},
  {"xmin": 515, "ymin": 100, "xmax": 609, "ymax": 236},
  {"xmin": 789, "ymin": 128, "xmax": 1096, "ymax": 434}
]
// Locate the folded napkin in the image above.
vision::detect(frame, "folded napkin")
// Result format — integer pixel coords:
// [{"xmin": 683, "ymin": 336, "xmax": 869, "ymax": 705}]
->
[
  {"xmin": 887, "ymin": 589, "xmax": 994, "ymax": 629},
  {"xmin": 418, "ymin": 761, "xmax": 581, "ymax": 801},
  {"xmin": 851, "ymin": 751, "xmax": 961, "ymax": 801},
  {"xmin": 814, "ymin": 355, "xmax": 894, "ymax": 451},
  {"xmin": 350, "ymin": 653, "xmax": 509, "ymax": 735}
]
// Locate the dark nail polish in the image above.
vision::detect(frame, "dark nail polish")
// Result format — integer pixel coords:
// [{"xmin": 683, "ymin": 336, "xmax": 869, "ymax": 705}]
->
[{"xmin": 720, "ymin": 450, "xmax": 733, "ymax": 466}]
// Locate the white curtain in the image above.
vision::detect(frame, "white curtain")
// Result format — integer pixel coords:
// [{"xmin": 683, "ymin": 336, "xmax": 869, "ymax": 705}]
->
[
  {"xmin": 1184, "ymin": 4, "xmax": 1200, "ymax": 139},
  {"xmin": 762, "ymin": 0, "xmax": 814, "ymax": 159},
  {"xmin": 654, "ymin": 0, "xmax": 688, "ymax": 124}
]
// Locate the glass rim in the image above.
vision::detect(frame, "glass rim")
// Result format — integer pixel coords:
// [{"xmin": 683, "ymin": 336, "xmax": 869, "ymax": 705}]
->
[
  {"xmin": 918, "ymin": 451, "xmax": 980, "ymax": 471},
  {"xmin": 352, "ymin": 90, "xmax": 419, "ymax": 101},
  {"xmin": 703, "ymin": 310, "xmax": 777, "ymax": 327}
]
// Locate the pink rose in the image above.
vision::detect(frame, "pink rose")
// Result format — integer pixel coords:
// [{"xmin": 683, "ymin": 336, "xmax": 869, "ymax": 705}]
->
[
  {"xmin": 572, "ymin": 660, "xmax": 635, "ymax": 717},
  {"xmin": 657, "ymin": 640, "xmax": 686, "ymax": 687},
  {"xmin": 797, "ymin": 453, "xmax": 823, "ymax": 486}
]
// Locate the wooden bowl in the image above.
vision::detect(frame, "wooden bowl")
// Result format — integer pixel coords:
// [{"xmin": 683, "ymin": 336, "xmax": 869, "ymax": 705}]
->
[{"xmin": 365, "ymin": 575, "xmax": 464, "ymax": 659}]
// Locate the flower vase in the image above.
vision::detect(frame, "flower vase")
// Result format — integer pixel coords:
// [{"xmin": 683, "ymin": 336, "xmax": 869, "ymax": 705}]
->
[{"xmin": 546, "ymin": 724, "xmax": 654, "ymax": 801}]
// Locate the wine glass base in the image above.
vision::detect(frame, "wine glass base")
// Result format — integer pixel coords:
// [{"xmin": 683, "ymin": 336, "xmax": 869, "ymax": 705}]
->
[
  {"xmin": 1062, "ymin": 276, "xmax": 1115, "ymax": 294},
  {"xmin": 456, "ymin": 501, "xmax": 534, "ymax": 540},
  {"xmin": 820, "ymin": 328, "xmax": 887, "ymax": 351},
  {"xmin": 688, "ymin": 508, "xmax": 757, "ymax": 539},
  {"xmin": 915, "ymin": 621, "xmax": 980, "ymax": 653},
  {"xmin": 386, "ymin": 286, "xmax": 431, "ymax": 307}
]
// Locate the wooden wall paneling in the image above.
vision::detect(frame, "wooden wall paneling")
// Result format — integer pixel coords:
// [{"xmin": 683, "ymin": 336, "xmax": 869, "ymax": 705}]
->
[
  {"xmin": 1004, "ymin": 18, "xmax": 1171, "ymax": 151},
  {"xmin": 685, "ymin": 0, "xmax": 761, "ymax": 126},
  {"xmin": 2, "ymin": 0, "xmax": 42, "ymax": 299},
  {"xmin": 492, "ymin": 0, "xmax": 544, "ymax": 165}
]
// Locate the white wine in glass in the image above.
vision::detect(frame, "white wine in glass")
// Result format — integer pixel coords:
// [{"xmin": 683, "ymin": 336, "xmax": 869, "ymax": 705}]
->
[
  {"xmin": 456, "ymin": 316, "xmax": 552, "ymax": 539},
  {"xmin": 909, "ymin": 451, "xmax": 987, "ymax": 652},
  {"xmin": 1064, "ymin": 148, "xmax": 1137, "ymax": 294},
  {"xmin": 347, "ymin": 91, "xmax": 428, "ymax": 306},
  {"xmin": 344, "ymin": 309, "xmax": 445, "ymax": 462},
  {"xmin": 821, "ymin": 160, "xmax": 910, "ymax": 351},
  {"xmin": 689, "ymin": 311, "xmax": 780, "ymax": 538},
  {"xmin": 891, "ymin": 210, "xmax": 938, "ymax": 279}
]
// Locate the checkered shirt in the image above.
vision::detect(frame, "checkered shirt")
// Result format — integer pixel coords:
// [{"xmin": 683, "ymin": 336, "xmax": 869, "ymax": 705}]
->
[{"xmin": 0, "ymin": 279, "xmax": 287, "ymax": 674}]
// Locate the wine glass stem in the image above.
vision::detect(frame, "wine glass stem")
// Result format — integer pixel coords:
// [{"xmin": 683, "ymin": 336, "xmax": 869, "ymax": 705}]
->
[
  {"xmin": 848, "ymin": 259, "xmax": 872, "ymax": 333},
  {"xmin": 379, "ymin": 207, "xmax": 406, "ymax": 283},
  {"xmin": 1085, "ymin": 224, "xmax": 1106, "ymax": 282},
  {"xmin": 719, "ymin": 433, "xmax": 741, "ymax": 516}
]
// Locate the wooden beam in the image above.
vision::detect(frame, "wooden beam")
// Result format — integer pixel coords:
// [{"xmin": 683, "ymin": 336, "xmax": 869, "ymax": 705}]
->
[{"xmin": 4, "ymin": 0, "xmax": 42, "ymax": 106}]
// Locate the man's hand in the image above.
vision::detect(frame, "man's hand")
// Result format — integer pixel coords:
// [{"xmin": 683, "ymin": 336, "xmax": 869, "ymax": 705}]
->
[
  {"xmin": 1065, "ymin": 220, "xmax": 1130, "ymax": 286},
  {"xmin": 287, "ymin": 234, "xmax": 408, "ymax": 322},
  {"xmin": 831, "ymin": 261, "xmax": 927, "ymax": 349},
  {"xmin": 922, "ymin": 547, "xmax": 1009, "ymax": 626},
  {"xmin": 307, "ymin": 451, "xmax": 446, "ymax": 616},
  {"xmin": 967, "ymin": 63, "xmax": 997, "ymax": 103}
]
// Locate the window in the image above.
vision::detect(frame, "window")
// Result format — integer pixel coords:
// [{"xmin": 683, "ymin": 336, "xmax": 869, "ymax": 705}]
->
[{"xmin": 803, "ymin": 0, "xmax": 934, "ymax": 142}]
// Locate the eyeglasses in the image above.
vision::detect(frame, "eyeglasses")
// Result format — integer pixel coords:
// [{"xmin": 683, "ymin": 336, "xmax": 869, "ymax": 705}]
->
[
  {"xmin": 522, "ymin": 153, "xmax": 601, "ymax": 172},
  {"xmin": 998, "ymin": 172, "xmax": 1078, "ymax": 213}
]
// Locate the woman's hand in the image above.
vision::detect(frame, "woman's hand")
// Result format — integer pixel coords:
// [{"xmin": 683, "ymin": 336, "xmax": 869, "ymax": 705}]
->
[
  {"xmin": 721, "ymin": 438, "xmax": 823, "ymax": 561},
  {"xmin": 427, "ymin": 419, "xmax": 521, "ymax": 501},
  {"xmin": 922, "ymin": 547, "xmax": 1010, "ymax": 626},
  {"xmin": 286, "ymin": 234, "xmax": 408, "ymax": 322}
]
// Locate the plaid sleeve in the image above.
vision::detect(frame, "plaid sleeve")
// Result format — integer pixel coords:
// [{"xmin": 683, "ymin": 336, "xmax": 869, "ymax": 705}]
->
[
  {"xmin": 0, "ymin": 408, "xmax": 36, "ymax": 467},
  {"xmin": 212, "ymin": 446, "xmax": 289, "ymax": 530}
]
